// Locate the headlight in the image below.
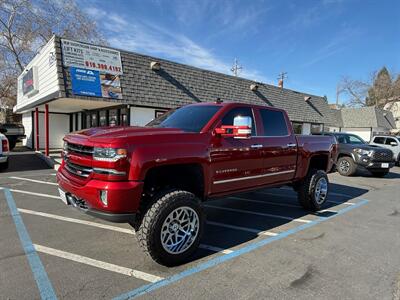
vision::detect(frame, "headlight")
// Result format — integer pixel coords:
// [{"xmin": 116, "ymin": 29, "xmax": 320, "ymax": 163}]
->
[
  {"xmin": 93, "ymin": 147, "xmax": 127, "ymax": 162},
  {"xmin": 354, "ymin": 148, "xmax": 372, "ymax": 156}
]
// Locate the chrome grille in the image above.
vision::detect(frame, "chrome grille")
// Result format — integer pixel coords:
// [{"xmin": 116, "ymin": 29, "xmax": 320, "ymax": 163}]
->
[
  {"xmin": 66, "ymin": 142, "xmax": 93, "ymax": 155},
  {"xmin": 372, "ymin": 150, "xmax": 393, "ymax": 162},
  {"xmin": 65, "ymin": 160, "xmax": 93, "ymax": 178}
]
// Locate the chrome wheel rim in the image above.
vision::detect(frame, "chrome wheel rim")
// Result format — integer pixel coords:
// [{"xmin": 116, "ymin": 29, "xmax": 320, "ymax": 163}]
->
[
  {"xmin": 161, "ymin": 206, "xmax": 199, "ymax": 254},
  {"xmin": 314, "ymin": 177, "xmax": 328, "ymax": 204},
  {"xmin": 339, "ymin": 159, "xmax": 350, "ymax": 173}
]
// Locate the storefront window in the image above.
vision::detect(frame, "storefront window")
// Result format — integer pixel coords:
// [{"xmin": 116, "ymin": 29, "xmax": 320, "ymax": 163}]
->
[
  {"xmin": 91, "ymin": 113, "xmax": 98, "ymax": 127},
  {"xmin": 120, "ymin": 108, "xmax": 128, "ymax": 126},
  {"xmin": 99, "ymin": 110, "xmax": 107, "ymax": 126},
  {"xmin": 292, "ymin": 122, "xmax": 303, "ymax": 134},
  {"xmin": 109, "ymin": 109, "xmax": 118, "ymax": 126}
]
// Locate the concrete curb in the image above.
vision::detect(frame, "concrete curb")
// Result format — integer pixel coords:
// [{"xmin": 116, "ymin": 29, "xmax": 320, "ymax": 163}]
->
[{"xmin": 35, "ymin": 151, "xmax": 60, "ymax": 171}]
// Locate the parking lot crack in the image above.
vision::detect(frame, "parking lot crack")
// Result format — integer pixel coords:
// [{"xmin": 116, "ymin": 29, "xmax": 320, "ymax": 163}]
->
[{"xmin": 290, "ymin": 265, "xmax": 319, "ymax": 288}]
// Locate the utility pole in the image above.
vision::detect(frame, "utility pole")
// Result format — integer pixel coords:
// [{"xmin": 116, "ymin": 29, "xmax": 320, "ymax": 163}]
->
[
  {"xmin": 277, "ymin": 71, "xmax": 287, "ymax": 88},
  {"xmin": 231, "ymin": 58, "xmax": 242, "ymax": 77}
]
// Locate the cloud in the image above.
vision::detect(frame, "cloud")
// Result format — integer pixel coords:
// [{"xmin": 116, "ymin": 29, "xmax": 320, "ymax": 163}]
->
[{"xmin": 84, "ymin": 6, "xmax": 270, "ymax": 83}]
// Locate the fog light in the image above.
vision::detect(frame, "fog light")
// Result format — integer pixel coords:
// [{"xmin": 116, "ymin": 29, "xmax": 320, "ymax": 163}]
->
[{"xmin": 99, "ymin": 190, "xmax": 108, "ymax": 206}]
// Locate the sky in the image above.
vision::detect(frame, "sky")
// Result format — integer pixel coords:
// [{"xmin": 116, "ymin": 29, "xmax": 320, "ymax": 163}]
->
[{"xmin": 80, "ymin": 0, "xmax": 400, "ymax": 105}]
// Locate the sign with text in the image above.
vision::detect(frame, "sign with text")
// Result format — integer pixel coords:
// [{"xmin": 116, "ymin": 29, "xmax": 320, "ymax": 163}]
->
[
  {"xmin": 61, "ymin": 39, "xmax": 123, "ymax": 75},
  {"xmin": 70, "ymin": 67, "xmax": 102, "ymax": 97}
]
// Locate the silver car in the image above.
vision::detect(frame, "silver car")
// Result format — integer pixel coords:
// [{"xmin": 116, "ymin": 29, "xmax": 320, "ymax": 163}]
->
[{"xmin": 370, "ymin": 136, "xmax": 400, "ymax": 166}]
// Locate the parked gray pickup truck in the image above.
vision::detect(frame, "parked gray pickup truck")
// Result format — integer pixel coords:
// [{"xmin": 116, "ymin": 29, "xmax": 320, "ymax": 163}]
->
[{"xmin": 316, "ymin": 132, "xmax": 394, "ymax": 177}]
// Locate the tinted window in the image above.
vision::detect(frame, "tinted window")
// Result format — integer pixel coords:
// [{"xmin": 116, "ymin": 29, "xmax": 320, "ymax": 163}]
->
[
  {"xmin": 221, "ymin": 107, "xmax": 256, "ymax": 136},
  {"xmin": 147, "ymin": 105, "xmax": 221, "ymax": 132},
  {"xmin": 385, "ymin": 138, "xmax": 398, "ymax": 145},
  {"xmin": 260, "ymin": 109, "xmax": 288, "ymax": 136},
  {"xmin": 373, "ymin": 137, "xmax": 385, "ymax": 144}
]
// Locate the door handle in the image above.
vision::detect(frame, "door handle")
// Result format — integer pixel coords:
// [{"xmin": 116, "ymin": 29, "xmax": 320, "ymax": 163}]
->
[
  {"xmin": 251, "ymin": 144, "xmax": 263, "ymax": 149},
  {"xmin": 287, "ymin": 143, "xmax": 297, "ymax": 148}
]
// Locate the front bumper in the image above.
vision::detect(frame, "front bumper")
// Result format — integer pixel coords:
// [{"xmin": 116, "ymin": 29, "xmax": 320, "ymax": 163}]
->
[
  {"xmin": 354, "ymin": 154, "xmax": 395, "ymax": 169},
  {"xmin": 57, "ymin": 169, "xmax": 144, "ymax": 223}
]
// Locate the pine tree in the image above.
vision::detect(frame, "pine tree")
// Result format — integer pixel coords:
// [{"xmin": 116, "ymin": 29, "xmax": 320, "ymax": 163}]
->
[{"xmin": 367, "ymin": 67, "xmax": 393, "ymax": 107}]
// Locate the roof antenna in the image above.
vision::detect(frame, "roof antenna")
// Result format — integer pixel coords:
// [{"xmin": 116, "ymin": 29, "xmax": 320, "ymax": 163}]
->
[
  {"xmin": 277, "ymin": 71, "xmax": 288, "ymax": 88},
  {"xmin": 231, "ymin": 58, "xmax": 242, "ymax": 77}
]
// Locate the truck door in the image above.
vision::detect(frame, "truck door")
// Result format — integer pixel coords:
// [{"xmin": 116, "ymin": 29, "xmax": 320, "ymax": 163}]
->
[
  {"xmin": 256, "ymin": 108, "xmax": 297, "ymax": 184},
  {"xmin": 209, "ymin": 106, "xmax": 266, "ymax": 194}
]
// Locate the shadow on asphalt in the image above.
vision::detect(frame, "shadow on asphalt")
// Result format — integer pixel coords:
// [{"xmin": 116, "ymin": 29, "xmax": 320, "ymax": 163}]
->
[
  {"xmin": 353, "ymin": 168, "xmax": 400, "ymax": 179},
  {"xmin": 188, "ymin": 183, "xmax": 369, "ymax": 263},
  {"xmin": 1, "ymin": 148, "xmax": 51, "ymax": 173}
]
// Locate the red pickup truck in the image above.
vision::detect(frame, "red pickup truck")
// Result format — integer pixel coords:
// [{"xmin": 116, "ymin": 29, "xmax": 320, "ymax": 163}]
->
[{"xmin": 57, "ymin": 102, "xmax": 337, "ymax": 265}]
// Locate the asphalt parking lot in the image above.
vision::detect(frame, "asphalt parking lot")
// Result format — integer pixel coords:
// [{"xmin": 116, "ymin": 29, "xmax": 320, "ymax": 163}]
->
[{"xmin": 1, "ymin": 151, "xmax": 400, "ymax": 300}]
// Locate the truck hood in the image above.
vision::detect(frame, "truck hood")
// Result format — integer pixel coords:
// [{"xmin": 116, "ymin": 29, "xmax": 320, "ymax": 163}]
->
[
  {"xmin": 66, "ymin": 126, "xmax": 185, "ymax": 144},
  {"xmin": 350, "ymin": 144, "xmax": 383, "ymax": 151}
]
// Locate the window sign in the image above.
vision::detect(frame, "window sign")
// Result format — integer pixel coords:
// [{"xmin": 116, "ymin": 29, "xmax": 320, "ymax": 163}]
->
[
  {"xmin": 22, "ymin": 67, "xmax": 39, "ymax": 96},
  {"xmin": 70, "ymin": 67, "xmax": 102, "ymax": 97}
]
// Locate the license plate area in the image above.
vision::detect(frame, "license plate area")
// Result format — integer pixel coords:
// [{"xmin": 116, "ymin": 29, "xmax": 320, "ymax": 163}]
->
[
  {"xmin": 58, "ymin": 188, "xmax": 68, "ymax": 205},
  {"xmin": 381, "ymin": 163, "xmax": 389, "ymax": 168}
]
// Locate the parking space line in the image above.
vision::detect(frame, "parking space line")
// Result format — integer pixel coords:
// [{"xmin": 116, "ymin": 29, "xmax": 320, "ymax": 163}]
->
[
  {"xmin": 18, "ymin": 208, "xmax": 229, "ymax": 255},
  {"xmin": 204, "ymin": 204, "xmax": 312, "ymax": 223},
  {"xmin": 258, "ymin": 191, "xmax": 355, "ymax": 206},
  {"xmin": 10, "ymin": 189, "xmax": 60, "ymax": 199},
  {"xmin": 228, "ymin": 196, "xmax": 301, "ymax": 208},
  {"xmin": 18, "ymin": 208, "xmax": 135, "ymax": 234},
  {"xmin": 9, "ymin": 177, "xmax": 58, "ymax": 186},
  {"xmin": 34, "ymin": 244, "xmax": 163, "ymax": 283},
  {"xmin": 1, "ymin": 188, "xmax": 57, "ymax": 300},
  {"xmin": 199, "ymin": 244, "xmax": 233, "ymax": 254},
  {"xmin": 206, "ymin": 221, "xmax": 278, "ymax": 236},
  {"xmin": 113, "ymin": 199, "xmax": 369, "ymax": 300}
]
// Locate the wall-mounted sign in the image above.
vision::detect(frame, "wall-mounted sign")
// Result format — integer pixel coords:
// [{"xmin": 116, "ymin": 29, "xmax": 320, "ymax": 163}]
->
[
  {"xmin": 70, "ymin": 67, "xmax": 123, "ymax": 99},
  {"xmin": 22, "ymin": 67, "xmax": 39, "ymax": 96},
  {"xmin": 61, "ymin": 39, "xmax": 123, "ymax": 75}
]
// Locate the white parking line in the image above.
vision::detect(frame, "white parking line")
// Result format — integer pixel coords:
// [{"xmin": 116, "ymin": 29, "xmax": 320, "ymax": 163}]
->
[
  {"xmin": 34, "ymin": 244, "xmax": 163, "ymax": 283},
  {"xmin": 18, "ymin": 208, "xmax": 134, "ymax": 234},
  {"xmin": 258, "ymin": 191, "xmax": 355, "ymax": 206},
  {"xmin": 277, "ymin": 187, "xmax": 355, "ymax": 199},
  {"xmin": 206, "ymin": 221, "xmax": 278, "ymax": 236},
  {"xmin": 10, "ymin": 189, "xmax": 60, "ymax": 199},
  {"xmin": 19, "ymin": 208, "xmax": 229, "ymax": 254},
  {"xmin": 204, "ymin": 204, "xmax": 312, "ymax": 223},
  {"xmin": 228, "ymin": 196, "xmax": 301, "ymax": 208},
  {"xmin": 10, "ymin": 177, "xmax": 58, "ymax": 186},
  {"xmin": 199, "ymin": 244, "xmax": 233, "ymax": 254}
]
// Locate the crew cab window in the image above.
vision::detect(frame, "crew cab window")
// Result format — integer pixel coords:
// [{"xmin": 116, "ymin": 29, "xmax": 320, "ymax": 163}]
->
[
  {"xmin": 335, "ymin": 134, "xmax": 365, "ymax": 144},
  {"xmin": 385, "ymin": 138, "xmax": 398, "ymax": 145},
  {"xmin": 259, "ymin": 109, "xmax": 288, "ymax": 136},
  {"xmin": 147, "ymin": 105, "xmax": 221, "ymax": 132},
  {"xmin": 221, "ymin": 107, "xmax": 256, "ymax": 136},
  {"xmin": 373, "ymin": 137, "xmax": 385, "ymax": 144}
]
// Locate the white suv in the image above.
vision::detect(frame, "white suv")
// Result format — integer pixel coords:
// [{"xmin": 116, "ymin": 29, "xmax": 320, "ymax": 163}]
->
[
  {"xmin": 370, "ymin": 136, "xmax": 400, "ymax": 166},
  {"xmin": 0, "ymin": 132, "xmax": 9, "ymax": 170}
]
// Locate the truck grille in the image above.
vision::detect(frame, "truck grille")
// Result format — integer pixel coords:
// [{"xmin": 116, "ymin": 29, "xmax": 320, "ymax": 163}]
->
[
  {"xmin": 66, "ymin": 142, "xmax": 94, "ymax": 155},
  {"xmin": 372, "ymin": 150, "xmax": 393, "ymax": 162},
  {"xmin": 65, "ymin": 160, "xmax": 93, "ymax": 178}
]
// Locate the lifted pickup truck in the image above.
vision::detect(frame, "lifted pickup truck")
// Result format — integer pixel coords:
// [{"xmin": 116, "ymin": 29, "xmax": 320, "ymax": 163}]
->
[{"xmin": 57, "ymin": 102, "xmax": 337, "ymax": 266}]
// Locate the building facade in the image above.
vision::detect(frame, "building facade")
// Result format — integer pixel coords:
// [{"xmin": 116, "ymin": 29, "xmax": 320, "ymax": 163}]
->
[{"xmin": 15, "ymin": 36, "xmax": 337, "ymax": 150}]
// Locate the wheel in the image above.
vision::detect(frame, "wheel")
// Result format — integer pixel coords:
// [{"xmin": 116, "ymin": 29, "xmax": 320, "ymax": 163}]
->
[
  {"xmin": 370, "ymin": 170, "xmax": 389, "ymax": 177},
  {"xmin": 0, "ymin": 160, "xmax": 8, "ymax": 171},
  {"xmin": 8, "ymin": 139, "xmax": 16, "ymax": 150},
  {"xmin": 337, "ymin": 156, "xmax": 356, "ymax": 176},
  {"xmin": 135, "ymin": 189, "xmax": 204, "ymax": 266},
  {"xmin": 298, "ymin": 169, "xmax": 329, "ymax": 211}
]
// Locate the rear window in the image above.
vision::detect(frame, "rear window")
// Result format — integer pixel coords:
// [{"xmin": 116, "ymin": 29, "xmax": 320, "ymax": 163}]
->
[
  {"xmin": 373, "ymin": 137, "xmax": 385, "ymax": 144},
  {"xmin": 259, "ymin": 109, "xmax": 288, "ymax": 136}
]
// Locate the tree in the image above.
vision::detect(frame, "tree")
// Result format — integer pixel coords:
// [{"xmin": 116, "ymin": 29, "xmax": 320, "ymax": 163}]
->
[
  {"xmin": 337, "ymin": 76, "xmax": 370, "ymax": 107},
  {"xmin": 0, "ymin": 0, "xmax": 106, "ymax": 112},
  {"xmin": 393, "ymin": 75, "xmax": 400, "ymax": 99},
  {"xmin": 366, "ymin": 67, "xmax": 393, "ymax": 107}
]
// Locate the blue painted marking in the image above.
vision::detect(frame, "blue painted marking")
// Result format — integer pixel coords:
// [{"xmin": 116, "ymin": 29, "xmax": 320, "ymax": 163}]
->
[
  {"xmin": 2, "ymin": 188, "xmax": 57, "ymax": 300},
  {"xmin": 113, "ymin": 199, "xmax": 368, "ymax": 300}
]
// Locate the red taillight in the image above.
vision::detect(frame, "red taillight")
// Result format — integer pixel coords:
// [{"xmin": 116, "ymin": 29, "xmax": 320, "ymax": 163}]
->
[{"xmin": 2, "ymin": 139, "xmax": 9, "ymax": 152}]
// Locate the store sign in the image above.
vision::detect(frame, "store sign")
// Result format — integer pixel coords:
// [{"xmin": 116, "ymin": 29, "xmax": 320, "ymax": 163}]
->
[
  {"xmin": 61, "ymin": 39, "xmax": 123, "ymax": 75},
  {"xmin": 70, "ymin": 67, "xmax": 123, "ymax": 99},
  {"xmin": 22, "ymin": 67, "xmax": 38, "ymax": 96}
]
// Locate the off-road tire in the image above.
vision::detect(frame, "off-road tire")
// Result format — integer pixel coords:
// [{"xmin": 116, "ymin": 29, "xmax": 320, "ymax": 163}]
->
[
  {"xmin": 370, "ymin": 170, "xmax": 389, "ymax": 177},
  {"xmin": 135, "ymin": 189, "xmax": 204, "ymax": 266},
  {"xmin": 298, "ymin": 169, "xmax": 329, "ymax": 211},
  {"xmin": 337, "ymin": 156, "xmax": 357, "ymax": 176}
]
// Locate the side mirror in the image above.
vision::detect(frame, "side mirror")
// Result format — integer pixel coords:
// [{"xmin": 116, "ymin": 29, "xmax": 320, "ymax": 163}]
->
[
  {"xmin": 390, "ymin": 142, "xmax": 398, "ymax": 146},
  {"xmin": 215, "ymin": 116, "xmax": 252, "ymax": 139}
]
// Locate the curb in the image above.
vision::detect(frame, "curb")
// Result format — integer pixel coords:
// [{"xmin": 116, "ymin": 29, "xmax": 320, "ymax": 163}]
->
[{"xmin": 35, "ymin": 151, "xmax": 60, "ymax": 171}]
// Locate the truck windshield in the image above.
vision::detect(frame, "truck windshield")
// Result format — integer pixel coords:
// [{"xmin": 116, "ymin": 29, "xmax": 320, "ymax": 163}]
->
[{"xmin": 147, "ymin": 105, "xmax": 221, "ymax": 132}]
